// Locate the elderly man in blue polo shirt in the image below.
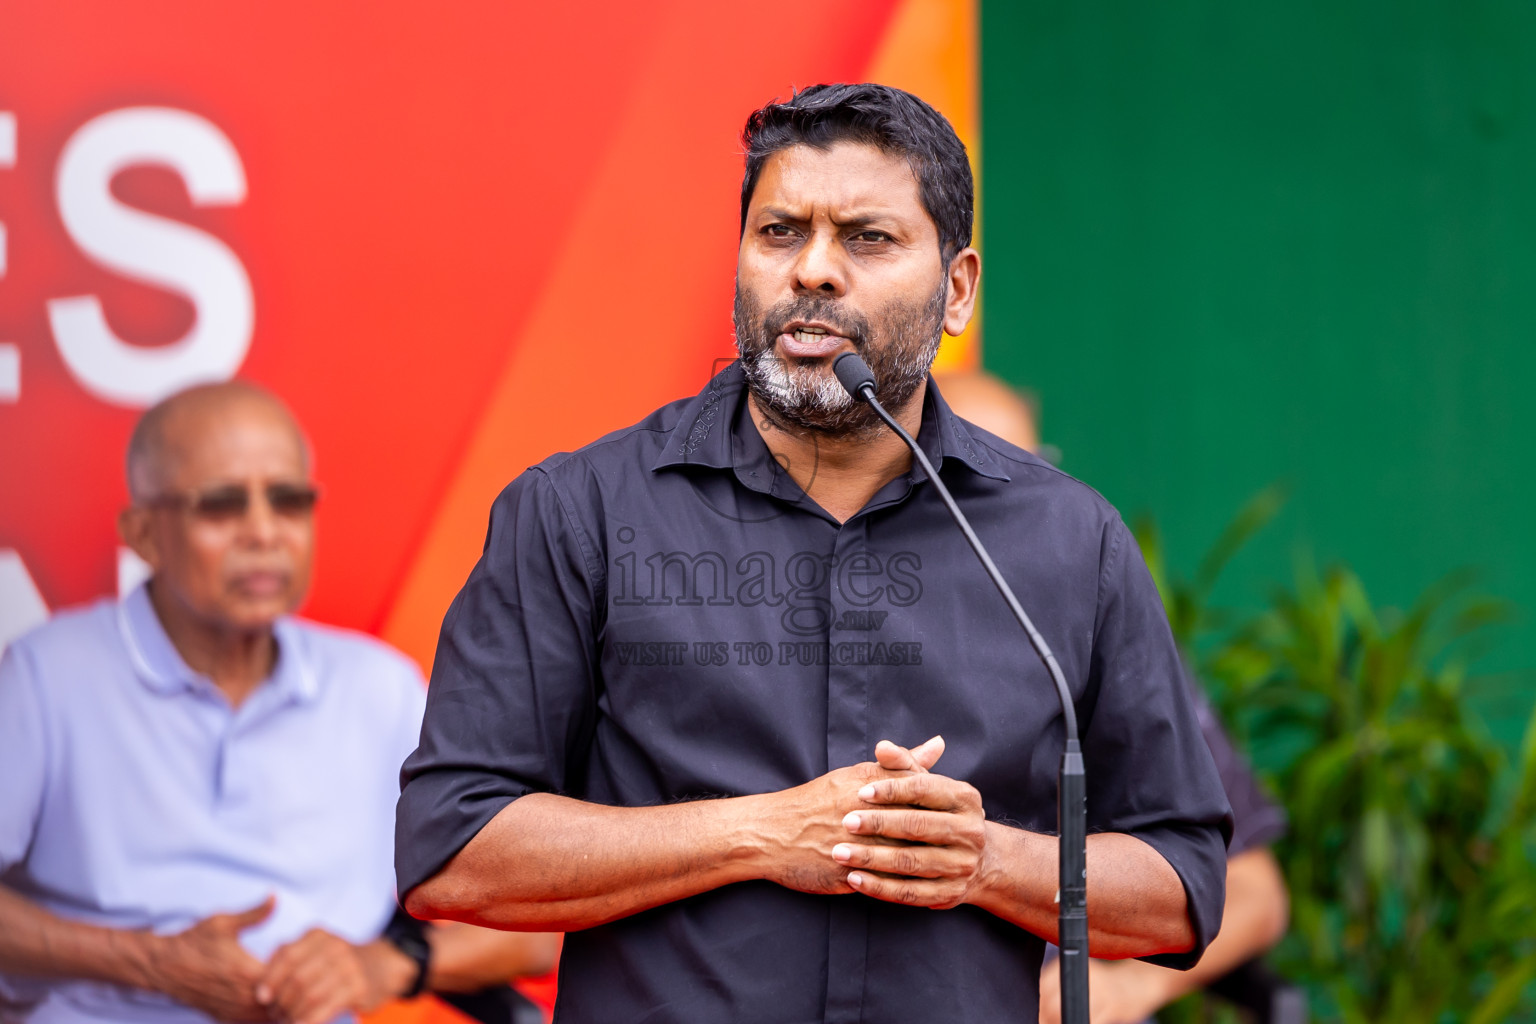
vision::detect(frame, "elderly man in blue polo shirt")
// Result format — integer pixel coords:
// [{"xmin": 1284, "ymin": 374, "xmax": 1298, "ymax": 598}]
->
[
  {"xmin": 0, "ymin": 383, "xmax": 556, "ymax": 1023},
  {"xmin": 398, "ymin": 84, "xmax": 1232, "ymax": 1024}
]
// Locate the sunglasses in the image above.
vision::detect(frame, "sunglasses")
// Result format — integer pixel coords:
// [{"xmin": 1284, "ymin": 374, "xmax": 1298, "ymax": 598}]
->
[{"xmin": 147, "ymin": 482, "xmax": 321, "ymax": 521}]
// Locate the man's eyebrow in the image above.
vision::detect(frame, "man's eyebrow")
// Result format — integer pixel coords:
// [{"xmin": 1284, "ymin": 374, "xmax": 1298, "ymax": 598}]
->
[
  {"xmin": 755, "ymin": 206, "xmax": 905, "ymax": 231},
  {"xmin": 831, "ymin": 213, "xmax": 901, "ymax": 230},
  {"xmin": 757, "ymin": 206, "xmax": 808, "ymax": 223}
]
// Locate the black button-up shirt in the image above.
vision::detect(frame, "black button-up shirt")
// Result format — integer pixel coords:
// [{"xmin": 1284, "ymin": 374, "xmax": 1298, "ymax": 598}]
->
[{"xmin": 397, "ymin": 364, "xmax": 1232, "ymax": 1024}]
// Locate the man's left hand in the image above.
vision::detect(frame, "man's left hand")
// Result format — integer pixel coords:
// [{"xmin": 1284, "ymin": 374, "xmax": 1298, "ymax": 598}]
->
[
  {"xmin": 831, "ymin": 736, "xmax": 991, "ymax": 910},
  {"xmin": 255, "ymin": 930, "xmax": 417, "ymax": 1024}
]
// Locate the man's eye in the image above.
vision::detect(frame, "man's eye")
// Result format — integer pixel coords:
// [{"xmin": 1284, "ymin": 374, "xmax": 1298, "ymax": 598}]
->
[
  {"xmin": 763, "ymin": 224, "xmax": 796, "ymax": 238},
  {"xmin": 193, "ymin": 488, "xmax": 249, "ymax": 520},
  {"xmin": 853, "ymin": 231, "xmax": 892, "ymax": 243}
]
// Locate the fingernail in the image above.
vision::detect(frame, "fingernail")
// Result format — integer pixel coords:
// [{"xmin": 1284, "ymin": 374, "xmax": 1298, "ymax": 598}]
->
[
  {"xmin": 833, "ymin": 844, "xmax": 852, "ymax": 863},
  {"xmin": 858, "ymin": 784, "xmax": 876, "ymax": 801},
  {"xmin": 843, "ymin": 812, "xmax": 861, "ymax": 831},
  {"xmin": 255, "ymin": 986, "xmax": 271, "ymax": 1003},
  {"xmin": 928, "ymin": 734, "xmax": 942, "ymax": 745},
  {"xmin": 848, "ymin": 872, "xmax": 865, "ymax": 888}
]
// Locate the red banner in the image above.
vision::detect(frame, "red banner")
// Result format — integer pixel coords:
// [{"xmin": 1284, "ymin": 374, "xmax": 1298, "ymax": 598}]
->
[{"xmin": 0, "ymin": 0, "xmax": 977, "ymax": 676}]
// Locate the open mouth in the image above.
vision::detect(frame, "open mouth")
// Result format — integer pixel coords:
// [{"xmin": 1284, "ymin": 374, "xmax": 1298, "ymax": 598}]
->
[{"xmin": 777, "ymin": 322, "xmax": 852, "ymax": 360}]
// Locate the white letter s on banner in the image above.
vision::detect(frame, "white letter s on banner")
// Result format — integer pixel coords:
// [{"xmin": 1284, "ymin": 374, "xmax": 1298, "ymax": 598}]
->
[{"xmin": 49, "ymin": 107, "xmax": 252, "ymax": 408}]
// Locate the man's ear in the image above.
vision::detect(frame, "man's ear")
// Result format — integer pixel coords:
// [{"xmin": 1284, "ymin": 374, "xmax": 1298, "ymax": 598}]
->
[
  {"xmin": 117, "ymin": 506, "xmax": 161, "ymax": 571},
  {"xmin": 942, "ymin": 247, "xmax": 980, "ymax": 337}
]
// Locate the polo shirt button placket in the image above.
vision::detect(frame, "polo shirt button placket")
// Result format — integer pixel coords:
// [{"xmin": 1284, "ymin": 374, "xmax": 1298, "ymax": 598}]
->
[{"xmin": 191, "ymin": 683, "xmax": 236, "ymax": 804}]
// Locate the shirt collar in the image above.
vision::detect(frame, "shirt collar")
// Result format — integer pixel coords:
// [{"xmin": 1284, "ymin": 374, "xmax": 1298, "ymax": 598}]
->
[
  {"xmin": 923, "ymin": 376, "xmax": 1013, "ymax": 482},
  {"xmin": 652, "ymin": 361, "xmax": 1011, "ymax": 483},
  {"xmin": 117, "ymin": 581, "xmax": 318, "ymax": 703},
  {"xmin": 650, "ymin": 362, "xmax": 745, "ymax": 473}
]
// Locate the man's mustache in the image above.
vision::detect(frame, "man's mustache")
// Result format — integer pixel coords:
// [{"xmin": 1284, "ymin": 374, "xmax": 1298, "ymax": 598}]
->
[{"xmin": 761, "ymin": 301, "xmax": 869, "ymax": 347}]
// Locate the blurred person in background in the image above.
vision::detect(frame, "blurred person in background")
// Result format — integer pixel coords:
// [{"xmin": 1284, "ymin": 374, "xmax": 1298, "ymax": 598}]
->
[
  {"xmin": 931, "ymin": 368, "xmax": 1040, "ymax": 455},
  {"xmin": 936, "ymin": 368, "xmax": 1290, "ymax": 1024},
  {"xmin": 0, "ymin": 382, "xmax": 557, "ymax": 1024}
]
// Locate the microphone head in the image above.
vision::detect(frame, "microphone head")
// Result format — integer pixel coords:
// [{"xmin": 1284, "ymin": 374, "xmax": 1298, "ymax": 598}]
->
[{"xmin": 832, "ymin": 351, "xmax": 877, "ymax": 402}]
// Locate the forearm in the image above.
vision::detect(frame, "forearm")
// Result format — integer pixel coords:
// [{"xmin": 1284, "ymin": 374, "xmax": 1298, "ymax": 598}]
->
[
  {"xmin": 0, "ymin": 884, "xmax": 158, "ymax": 989},
  {"xmin": 357, "ymin": 937, "xmax": 424, "ymax": 1002},
  {"xmin": 404, "ymin": 791, "xmax": 779, "ymax": 931},
  {"xmin": 969, "ymin": 826, "xmax": 1195, "ymax": 958},
  {"xmin": 1147, "ymin": 848, "xmax": 1287, "ymax": 993},
  {"xmin": 425, "ymin": 925, "xmax": 561, "ymax": 993}
]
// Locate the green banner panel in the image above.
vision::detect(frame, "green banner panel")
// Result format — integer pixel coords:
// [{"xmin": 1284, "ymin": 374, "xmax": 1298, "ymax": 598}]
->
[{"xmin": 980, "ymin": 0, "xmax": 1533, "ymax": 740}]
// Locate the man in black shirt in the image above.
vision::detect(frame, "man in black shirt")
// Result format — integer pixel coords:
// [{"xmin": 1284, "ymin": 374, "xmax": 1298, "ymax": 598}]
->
[{"xmin": 397, "ymin": 83, "xmax": 1232, "ymax": 1023}]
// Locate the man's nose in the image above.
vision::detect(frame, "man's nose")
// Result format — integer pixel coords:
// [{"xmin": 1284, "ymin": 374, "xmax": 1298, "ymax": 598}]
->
[
  {"xmin": 791, "ymin": 231, "xmax": 848, "ymax": 297},
  {"xmin": 238, "ymin": 490, "xmax": 281, "ymax": 545}
]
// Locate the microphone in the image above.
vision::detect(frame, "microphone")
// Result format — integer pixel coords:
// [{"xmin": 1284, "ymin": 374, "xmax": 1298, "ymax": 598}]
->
[
  {"xmin": 833, "ymin": 351, "xmax": 1090, "ymax": 1024},
  {"xmin": 831, "ymin": 350, "xmax": 878, "ymax": 398}
]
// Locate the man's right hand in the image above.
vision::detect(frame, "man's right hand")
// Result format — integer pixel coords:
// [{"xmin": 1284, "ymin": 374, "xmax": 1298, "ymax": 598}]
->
[
  {"xmin": 755, "ymin": 736, "xmax": 945, "ymax": 896},
  {"xmin": 142, "ymin": 895, "xmax": 276, "ymax": 1022}
]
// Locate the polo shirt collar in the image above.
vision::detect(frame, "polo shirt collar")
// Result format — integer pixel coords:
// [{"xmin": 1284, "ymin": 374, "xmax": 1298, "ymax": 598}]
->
[
  {"xmin": 118, "ymin": 581, "xmax": 318, "ymax": 703},
  {"xmin": 652, "ymin": 360, "xmax": 1011, "ymax": 483}
]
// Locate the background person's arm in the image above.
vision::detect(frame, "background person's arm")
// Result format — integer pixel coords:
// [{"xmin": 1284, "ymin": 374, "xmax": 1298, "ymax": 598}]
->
[
  {"xmin": 255, "ymin": 926, "xmax": 419, "ymax": 1024},
  {"xmin": 424, "ymin": 925, "xmax": 562, "ymax": 993},
  {"xmin": 0, "ymin": 885, "xmax": 275, "ymax": 1021},
  {"xmin": 1037, "ymin": 847, "xmax": 1290, "ymax": 1024},
  {"xmin": 240, "ymin": 917, "xmax": 569, "ymax": 1024}
]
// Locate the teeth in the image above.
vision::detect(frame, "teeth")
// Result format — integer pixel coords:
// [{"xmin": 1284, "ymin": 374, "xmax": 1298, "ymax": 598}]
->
[{"xmin": 794, "ymin": 329, "xmax": 830, "ymax": 343}]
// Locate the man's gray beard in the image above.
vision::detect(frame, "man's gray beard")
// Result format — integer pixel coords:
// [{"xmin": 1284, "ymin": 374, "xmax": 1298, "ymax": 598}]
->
[
  {"xmin": 742, "ymin": 346, "xmax": 857, "ymax": 421},
  {"xmin": 733, "ymin": 284, "xmax": 947, "ymax": 437}
]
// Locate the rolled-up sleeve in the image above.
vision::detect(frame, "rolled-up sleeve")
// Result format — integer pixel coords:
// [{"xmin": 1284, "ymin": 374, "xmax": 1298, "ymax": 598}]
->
[
  {"xmin": 1082, "ymin": 517, "xmax": 1233, "ymax": 969},
  {"xmin": 395, "ymin": 468, "xmax": 602, "ymax": 898}
]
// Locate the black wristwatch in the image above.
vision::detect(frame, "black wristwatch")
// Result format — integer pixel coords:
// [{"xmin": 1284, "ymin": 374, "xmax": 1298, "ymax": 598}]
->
[{"xmin": 382, "ymin": 908, "xmax": 432, "ymax": 998}]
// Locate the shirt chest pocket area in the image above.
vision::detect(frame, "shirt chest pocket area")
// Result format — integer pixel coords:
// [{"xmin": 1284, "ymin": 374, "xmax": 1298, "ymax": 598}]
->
[
  {"xmin": 599, "ymin": 601, "xmax": 792, "ymax": 710},
  {"xmin": 596, "ymin": 602, "xmax": 823, "ymax": 786}
]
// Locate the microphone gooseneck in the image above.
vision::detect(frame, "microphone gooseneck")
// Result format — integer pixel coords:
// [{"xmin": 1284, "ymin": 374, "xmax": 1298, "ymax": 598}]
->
[
  {"xmin": 831, "ymin": 352, "xmax": 1078, "ymax": 744},
  {"xmin": 831, "ymin": 350, "xmax": 1090, "ymax": 1024}
]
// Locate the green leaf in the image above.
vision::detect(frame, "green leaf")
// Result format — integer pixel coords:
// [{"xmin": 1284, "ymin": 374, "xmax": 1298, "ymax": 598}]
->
[
  {"xmin": 1468, "ymin": 953, "xmax": 1536, "ymax": 1024},
  {"xmin": 1514, "ymin": 700, "xmax": 1536, "ymax": 820},
  {"xmin": 1190, "ymin": 482, "xmax": 1289, "ymax": 597}
]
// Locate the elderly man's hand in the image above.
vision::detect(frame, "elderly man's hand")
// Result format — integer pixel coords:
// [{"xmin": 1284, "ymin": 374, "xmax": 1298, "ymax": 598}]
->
[
  {"xmin": 830, "ymin": 736, "xmax": 991, "ymax": 910},
  {"xmin": 255, "ymin": 930, "xmax": 417, "ymax": 1024},
  {"xmin": 144, "ymin": 896, "xmax": 275, "ymax": 1022},
  {"xmin": 756, "ymin": 736, "xmax": 946, "ymax": 897}
]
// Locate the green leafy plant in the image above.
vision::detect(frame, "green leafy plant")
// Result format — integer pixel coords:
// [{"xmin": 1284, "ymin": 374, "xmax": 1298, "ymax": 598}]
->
[{"xmin": 1136, "ymin": 492, "xmax": 1536, "ymax": 1023}]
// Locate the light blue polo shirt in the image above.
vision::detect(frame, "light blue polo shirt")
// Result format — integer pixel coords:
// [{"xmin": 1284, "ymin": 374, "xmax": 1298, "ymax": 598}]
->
[{"xmin": 0, "ymin": 584, "xmax": 426, "ymax": 1023}]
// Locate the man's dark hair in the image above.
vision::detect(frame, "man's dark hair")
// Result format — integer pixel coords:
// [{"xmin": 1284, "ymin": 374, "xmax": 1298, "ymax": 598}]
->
[{"xmin": 739, "ymin": 83, "xmax": 974, "ymax": 266}]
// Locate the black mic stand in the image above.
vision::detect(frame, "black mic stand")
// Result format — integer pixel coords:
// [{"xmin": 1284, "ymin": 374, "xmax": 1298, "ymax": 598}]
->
[{"xmin": 832, "ymin": 352, "xmax": 1089, "ymax": 1024}]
